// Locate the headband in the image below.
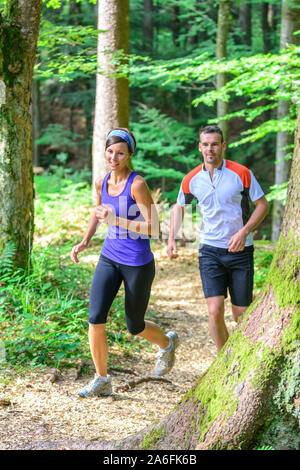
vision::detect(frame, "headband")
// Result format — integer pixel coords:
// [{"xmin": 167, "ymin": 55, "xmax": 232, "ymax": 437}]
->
[{"xmin": 106, "ymin": 130, "xmax": 136, "ymax": 153}]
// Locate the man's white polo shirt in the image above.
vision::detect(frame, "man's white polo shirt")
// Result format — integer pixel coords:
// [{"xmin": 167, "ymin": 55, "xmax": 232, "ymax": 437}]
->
[{"xmin": 176, "ymin": 159, "xmax": 264, "ymax": 249}]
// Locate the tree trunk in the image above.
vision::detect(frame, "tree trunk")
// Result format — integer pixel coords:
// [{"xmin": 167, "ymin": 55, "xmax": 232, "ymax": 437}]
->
[
  {"xmin": 143, "ymin": 0, "xmax": 153, "ymax": 54},
  {"xmin": 216, "ymin": 0, "xmax": 230, "ymax": 143},
  {"xmin": 0, "ymin": 0, "xmax": 42, "ymax": 269},
  {"xmin": 238, "ymin": 1, "xmax": 251, "ymax": 47},
  {"xmin": 29, "ymin": 108, "xmax": 300, "ymax": 451},
  {"xmin": 261, "ymin": 2, "xmax": 272, "ymax": 53},
  {"xmin": 272, "ymin": 0, "xmax": 299, "ymax": 242},
  {"xmin": 31, "ymin": 77, "xmax": 40, "ymax": 168},
  {"xmin": 92, "ymin": 0, "xmax": 130, "ymax": 192},
  {"xmin": 171, "ymin": 5, "xmax": 180, "ymax": 47}
]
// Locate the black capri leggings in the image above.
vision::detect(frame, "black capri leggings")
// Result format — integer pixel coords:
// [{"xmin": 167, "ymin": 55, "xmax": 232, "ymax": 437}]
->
[{"xmin": 89, "ymin": 254, "xmax": 155, "ymax": 335}]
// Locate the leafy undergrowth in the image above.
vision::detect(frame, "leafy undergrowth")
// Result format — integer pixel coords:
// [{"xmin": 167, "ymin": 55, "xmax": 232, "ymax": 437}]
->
[
  {"xmin": 0, "ymin": 171, "xmax": 150, "ymax": 370},
  {"xmin": 0, "ymin": 171, "xmax": 274, "ymax": 371}
]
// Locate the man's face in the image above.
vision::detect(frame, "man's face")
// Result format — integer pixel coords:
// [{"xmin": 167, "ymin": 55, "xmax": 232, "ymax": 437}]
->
[{"xmin": 199, "ymin": 132, "xmax": 226, "ymax": 167}]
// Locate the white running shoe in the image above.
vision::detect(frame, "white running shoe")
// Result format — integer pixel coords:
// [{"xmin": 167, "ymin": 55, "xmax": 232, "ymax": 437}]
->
[
  {"xmin": 77, "ymin": 374, "xmax": 112, "ymax": 398},
  {"xmin": 155, "ymin": 331, "xmax": 179, "ymax": 376}
]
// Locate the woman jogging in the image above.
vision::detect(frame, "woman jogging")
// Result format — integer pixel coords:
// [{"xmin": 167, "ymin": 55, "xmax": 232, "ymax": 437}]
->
[{"xmin": 71, "ymin": 128, "xmax": 179, "ymax": 398}]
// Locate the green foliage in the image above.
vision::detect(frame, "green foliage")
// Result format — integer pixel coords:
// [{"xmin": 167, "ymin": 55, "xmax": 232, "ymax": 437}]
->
[
  {"xmin": 256, "ymin": 445, "xmax": 274, "ymax": 450},
  {"xmin": 266, "ymin": 182, "xmax": 288, "ymax": 204},
  {"xmin": 42, "ymin": 0, "xmax": 97, "ymax": 10},
  {"xmin": 253, "ymin": 246, "xmax": 274, "ymax": 296},
  {"xmin": 0, "ymin": 242, "xmax": 16, "ymax": 276},
  {"xmin": 131, "ymin": 45, "xmax": 300, "ymax": 148},
  {"xmin": 0, "ymin": 171, "xmax": 146, "ymax": 368},
  {"xmin": 253, "ymin": 350, "xmax": 300, "ymax": 450},
  {"xmin": 131, "ymin": 107, "xmax": 198, "ymax": 199},
  {"xmin": 36, "ymin": 20, "xmax": 99, "ymax": 81},
  {"xmin": 36, "ymin": 123, "xmax": 82, "ymax": 150}
]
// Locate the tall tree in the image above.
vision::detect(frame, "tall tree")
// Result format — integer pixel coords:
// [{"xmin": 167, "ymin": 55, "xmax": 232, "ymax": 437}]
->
[
  {"xmin": 216, "ymin": 0, "xmax": 231, "ymax": 143},
  {"xmin": 272, "ymin": 0, "xmax": 299, "ymax": 241},
  {"xmin": 261, "ymin": 2, "xmax": 275, "ymax": 53},
  {"xmin": 92, "ymin": 0, "xmax": 130, "ymax": 191},
  {"xmin": 143, "ymin": 0, "xmax": 153, "ymax": 54},
  {"xmin": 30, "ymin": 106, "xmax": 300, "ymax": 451},
  {"xmin": 31, "ymin": 78, "xmax": 40, "ymax": 167},
  {"xmin": 0, "ymin": 0, "xmax": 42, "ymax": 268},
  {"xmin": 238, "ymin": 0, "xmax": 251, "ymax": 47},
  {"xmin": 171, "ymin": 5, "xmax": 180, "ymax": 47}
]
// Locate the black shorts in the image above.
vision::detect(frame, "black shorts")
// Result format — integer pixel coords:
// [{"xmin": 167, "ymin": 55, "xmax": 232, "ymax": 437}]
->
[
  {"xmin": 89, "ymin": 254, "xmax": 155, "ymax": 335},
  {"xmin": 198, "ymin": 244, "xmax": 254, "ymax": 307}
]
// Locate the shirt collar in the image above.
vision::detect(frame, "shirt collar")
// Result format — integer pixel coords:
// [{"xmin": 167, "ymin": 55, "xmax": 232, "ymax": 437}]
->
[{"xmin": 203, "ymin": 159, "xmax": 225, "ymax": 172}]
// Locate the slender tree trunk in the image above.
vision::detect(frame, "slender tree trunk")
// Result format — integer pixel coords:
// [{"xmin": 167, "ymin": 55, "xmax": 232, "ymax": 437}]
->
[
  {"xmin": 92, "ymin": 0, "xmax": 130, "ymax": 192},
  {"xmin": 28, "ymin": 108, "xmax": 300, "ymax": 452},
  {"xmin": 0, "ymin": 0, "xmax": 42, "ymax": 268},
  {"xmin": 143, "ymin": 0, "xmax": 153, "ymax": 54},
  {"xmin": 171, "ymin": 6, "xmax": 180, "ymax": 47},
  {"xmin": 216, "ymin": 0, "xmax": 230, "ymax": 143},
  {"xmin": 261, "ymin": 2, "xmax": 271, "ymax": 53},
  {"xmin": 238, "ymin": 1, "xmax": 251, "ymax": 47},
  {"xmin": 272, "ymin": 0, "xmax": 299, "ymax": 241},
  {"xmin": 31, "ymin": 77, "xmax": 40, "ymax": 167}
]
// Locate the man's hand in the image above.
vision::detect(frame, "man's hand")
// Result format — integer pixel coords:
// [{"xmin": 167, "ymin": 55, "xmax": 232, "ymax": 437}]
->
[
  {"xmin": 167, "ymin": 239, "xmax": 179, "ymax": 259},
  {"xmin": 70, "ymin": 241, "xmax": 88, "ymax": 264},
  {"xmin": 227, "ymin": 229, "xmax": 247, "ymax": 252}
]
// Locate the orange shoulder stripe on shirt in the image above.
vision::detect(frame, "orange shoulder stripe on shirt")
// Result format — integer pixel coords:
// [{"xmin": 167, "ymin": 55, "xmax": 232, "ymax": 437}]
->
[
  {"xmin": 225, "ymin": 160, "xmax": 251, "ymax": 188},
  {"xmin": 182, "ymin": 163, "xmax": 203, "ymax": 193}
]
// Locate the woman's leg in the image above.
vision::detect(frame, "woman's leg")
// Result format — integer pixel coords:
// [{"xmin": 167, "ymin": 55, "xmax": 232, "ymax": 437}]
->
[
  {"xmin": 138, "ymin": 320, "xmax": 169, "ymax": 349},
  {"xmin": 88, "ymin": 256, "xmax": 122, "ymax": 375},
  {"xmin": 88, "ymin": 324, "xmax": 108, "ymax": 377},
  {"xmin": 121, "ymin": 260, "xmax": 170, "ymax": 348}
]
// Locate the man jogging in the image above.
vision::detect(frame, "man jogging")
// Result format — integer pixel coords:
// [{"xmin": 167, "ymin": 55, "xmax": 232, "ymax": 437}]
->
[{"xmin": 167, "ymin": 125, "xmax": 269, "ymax": 352}]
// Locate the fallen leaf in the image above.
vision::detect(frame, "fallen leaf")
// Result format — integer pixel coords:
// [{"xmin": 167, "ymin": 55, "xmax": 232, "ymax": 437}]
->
[{"xmin": 0, "ymin": 398, "xmax": 11, "ymax": 406}]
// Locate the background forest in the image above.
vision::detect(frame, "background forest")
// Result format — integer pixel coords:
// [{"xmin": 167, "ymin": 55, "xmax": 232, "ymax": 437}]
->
[
  {"xmin": 1, "ymin": 0, "xmax": 299, "ymax": 367},
  {"xmin": 33, "ymin": 0, "xmax": 299, "ymax": 241},
  {"xmin": 0, "ymin": 0, "xmax": 299, "ymax": 451}
]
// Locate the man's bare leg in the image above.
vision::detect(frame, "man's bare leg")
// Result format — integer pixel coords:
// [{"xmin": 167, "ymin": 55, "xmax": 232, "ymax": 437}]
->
[
  {"xmin": 206, "ymin": 296, "xmax": 229, "ymax": 352},
  {"xmin": 231, "ymin": 305, "xmax": 247, "ymax": 323}
]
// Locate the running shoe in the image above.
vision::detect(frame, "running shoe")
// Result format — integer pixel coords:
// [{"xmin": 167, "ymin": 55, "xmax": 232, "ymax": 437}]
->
[
  {"xmin": 155, "ymin": 331, "xmax": 179, "ymax": 376},
  {"xmin": 77, "ymin": 374, "xmax": 112, "ymax": 398}
]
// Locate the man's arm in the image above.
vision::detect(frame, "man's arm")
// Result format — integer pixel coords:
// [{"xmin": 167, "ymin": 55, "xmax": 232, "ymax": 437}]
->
[
  {"xmin": 167, "ymin": 203, "xmax": 185, "ymax": 258},
  {"xmin": 227, "ymin": 196, "xmax": 269, "ymax": 252}
]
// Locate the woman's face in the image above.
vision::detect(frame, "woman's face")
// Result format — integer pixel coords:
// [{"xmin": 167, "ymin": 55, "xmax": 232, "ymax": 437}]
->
[{"xmin": 105, "ymin": 142, "xmax": 131, "ymax": 171}]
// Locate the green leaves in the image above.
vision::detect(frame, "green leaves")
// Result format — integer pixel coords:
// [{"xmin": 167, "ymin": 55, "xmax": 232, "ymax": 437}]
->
[
  {"xmin": 131, "ymin": 45, "xmax": 300, "ymax": 149},
  {"xmin": 131, "ymin": 107, "xmax": 198, "ymax": 197}
]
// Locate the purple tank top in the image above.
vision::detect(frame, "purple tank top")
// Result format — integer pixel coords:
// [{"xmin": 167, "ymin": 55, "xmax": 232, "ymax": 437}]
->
[{"xmin": 100, "ymin": 171, "xmax": 154, "ymax": 266}]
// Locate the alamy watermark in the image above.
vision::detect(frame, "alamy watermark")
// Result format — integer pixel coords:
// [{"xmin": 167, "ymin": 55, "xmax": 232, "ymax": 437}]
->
[
  {"xmin": 0, "ymin": 80, "xmax": 6, "ymax": 106},
  {"xmin": 0, "ymin": 340, "xmax": 6, "ymax": 364},
  {"xmin": 96, "ymin": 199, "xmax": 203, "ymax": 243}
]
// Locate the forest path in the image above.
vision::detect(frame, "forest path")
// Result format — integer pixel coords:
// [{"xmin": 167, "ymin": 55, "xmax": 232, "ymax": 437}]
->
[{"xmin": 0, "ymin": 247, "xmax": 236, "ymax": 450}]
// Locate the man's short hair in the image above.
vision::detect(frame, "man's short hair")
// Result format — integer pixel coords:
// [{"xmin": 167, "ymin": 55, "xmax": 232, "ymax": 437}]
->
[{"xmin": 199, "ymin": 125, "xmax": 224, "ymax": 143}]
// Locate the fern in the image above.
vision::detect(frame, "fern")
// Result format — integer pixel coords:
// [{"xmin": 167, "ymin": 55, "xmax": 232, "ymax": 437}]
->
[{"xmin": 0, "ymin": 242, "xmax": 17, "ymax": 276}]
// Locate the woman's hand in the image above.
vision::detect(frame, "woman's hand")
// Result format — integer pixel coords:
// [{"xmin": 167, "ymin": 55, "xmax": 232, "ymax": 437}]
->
[
  {"xmin": 95, "ymin": 204, "xmax": 115, "ymax": 225},
  {"xmin": 70, "ymin": 241, "xmax": 88, "ymax": 264}
]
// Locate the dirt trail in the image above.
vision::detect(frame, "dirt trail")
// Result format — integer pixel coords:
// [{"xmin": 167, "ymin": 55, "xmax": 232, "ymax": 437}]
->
[{"xmin": 0, "ymin": 247, "xmax": 236, "ymax": 450}]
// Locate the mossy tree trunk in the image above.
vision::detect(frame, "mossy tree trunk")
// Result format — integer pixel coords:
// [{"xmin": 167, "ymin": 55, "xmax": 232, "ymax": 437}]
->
[
  {"xmin": 30, "ymin": 109, "xmax": 300, "ymax": 451},
  {"xmin": 0, "ymin": 0, "xmax": 42, "ymax": 269},
  {"xmin": 272, "ymin": 0, "xmax": 299, "ymax": 242},
  {"xmin": 126, "ymin": 107, "xmax": 299, "ymax": 451}
]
